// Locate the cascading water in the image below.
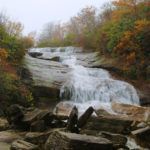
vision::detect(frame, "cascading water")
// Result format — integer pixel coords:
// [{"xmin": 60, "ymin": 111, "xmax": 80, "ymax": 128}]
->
[{"xmin": 28, "ymin": 47, "xmax": 140, "ymax": 112}]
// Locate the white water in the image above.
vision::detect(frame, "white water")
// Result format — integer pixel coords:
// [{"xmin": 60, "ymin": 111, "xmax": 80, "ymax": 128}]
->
[{"xmin": 29, "ymin": 47, "xmax": 140, "ymax": 112}]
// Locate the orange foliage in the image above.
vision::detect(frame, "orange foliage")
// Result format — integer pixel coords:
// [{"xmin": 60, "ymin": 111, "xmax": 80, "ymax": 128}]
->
[
  {"xmin": 135, "ymin": 19, "xmax": 150, "ymax": 32},
  {"xmin": 0, "ymin": 48, "xmax": 8, "ymax": 62},
  {"xmin": 112, "ymin": 0, "xmax": 138, "ymax": 20},
  {"xmin": 126, "ymin": 52, "xmax": 136, "ymax": 65}
]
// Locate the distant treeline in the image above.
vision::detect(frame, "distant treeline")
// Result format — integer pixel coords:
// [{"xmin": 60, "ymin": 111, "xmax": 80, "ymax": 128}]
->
[{"xmin": 37, "ymin": 0, "xmax": 150, "ymax": 79}]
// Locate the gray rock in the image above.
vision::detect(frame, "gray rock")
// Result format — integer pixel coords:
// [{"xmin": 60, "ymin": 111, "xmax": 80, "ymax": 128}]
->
[
  {"xmin": 10, "ymin": 140, "xmax": 39, "ymax": 150},
  {"xmin": 23, "ymin": 109, "xmax": 51, "ymax": 125},
  {"xmin": 83, "ymin": 116, "xmax": 132, "ymax": 134},
  {"xmin": 78, "ymin": 106, "xmax": 94, "ymax": 128},
  {"xmin": 20, "ymin": 108, "xmax": 54, "ymax": 131},
  {"xmin": 111, "ymin": 102, "xmax": 150, "ymax": 122},
  {"xmin": 67, "ymin": 106, "xmax": 78, "ymax": 133},
  {"xmin": 28, "ymin": 52, "xmax": 43, "ymax": 58},
  {"xmin": 53, "ymin": 102, "xmax": 75, "ymax": 120},
  {"xmin": 80, "ymin": 130, "xmax": 127, "ymax": 149},
  {"xmin": 24, "ymin": 54, "xmax": 70, "ymax": 89},
  {"xmin": 45, "ymin": 130, "xmax": 113, "ymax": 150}
]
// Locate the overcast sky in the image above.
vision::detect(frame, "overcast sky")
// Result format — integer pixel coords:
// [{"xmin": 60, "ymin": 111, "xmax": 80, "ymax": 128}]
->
[{"xmin": 0, "ymin": 0, "xmax": 111, "ymax": 35}]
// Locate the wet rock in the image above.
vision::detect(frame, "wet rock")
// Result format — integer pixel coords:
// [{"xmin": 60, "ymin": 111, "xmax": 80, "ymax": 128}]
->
[
  {"xmin": 131, "ymin": 126, "xmax": 150, "ymax": 148},
  {"xmin": 25, "ymin": 131, "xmax": 52, "ymax": 148},
  {"xmin": 0, "ymin": 118, "xmax": 9, "ymax": 131},
  {"xmin": 53, "ymin": 102, "xmax": 75, "ymax": 120},
  {"xmin": 50, "ymin": 56, "xmax": 60, "ymax": 62},
  {"xmin": 83, "ymin": 116, "xmax": 132, "ymax": 134},
  {"xmin": 28, "ymin": 52, "xmax": 43, "ymax": 58},
  {"xmin": 78, "ymin": 106, "xmax": 94, "ymax": 128},
  {"xmin": 111, "ymin": 102, "xmax": 150, "ymax": 122},
  {"xmin": 10, "ymin": 140, "xmax": 39, "ymax": 150},
  {"xmin": 45, "ymin": 130, "xmax": 113, "ymax": 150},
  {"xmin": 67, "ymin": 106, "xmax": 78, "ymax": 133},
  {"xmin": 6, "ymin": 105, "xmax": 24, "ymax": 126}
]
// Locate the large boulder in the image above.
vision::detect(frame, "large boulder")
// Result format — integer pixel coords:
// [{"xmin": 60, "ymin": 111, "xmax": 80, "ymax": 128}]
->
[
  {"xmin": 10, "ymin": 140, "xmax": 39, "ymax": 150},
  {"xmin": 83, "ymin": 116, "xmax": 132, "ymax": 134},
  {"xmin": 78, "ymin": 106, "xmax": 94, "ymax": 128},
  {"xmin": 66, "ymin": 106, "xmax": 78, "ymax": 133},
  {"xmin": 45, "ymin": 130, "xmax": 113, "ymax": 150},
  {"xmin": 24, "ymin": 54, "xmax": 70, "ymax": 90},
  {"xmin": 49, "ymin": 56, "xmax": 60, "ymax": 62},
  {"xmin": 22, "ymin": 108, "xmax": 53, "ymax": 130},
  {"xmin": 53, "ymin": 102, "xmax": 75, "ymax": 120},
  {"xmin": 111, "ymin": 102, "xmax": 150, "ymax": 122},
  {"xmin": 80, "ymin": 130, "xmax": 127, "ymax": 149}
]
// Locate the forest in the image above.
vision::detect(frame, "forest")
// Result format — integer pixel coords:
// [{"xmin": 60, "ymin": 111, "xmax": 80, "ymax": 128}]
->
[{"xmin": 38, "ymin": 0, "xmax": 150, "ymax": 79}]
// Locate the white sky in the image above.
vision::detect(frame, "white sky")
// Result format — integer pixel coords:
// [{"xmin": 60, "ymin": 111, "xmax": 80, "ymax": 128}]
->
[{"xmin": 0, "ymin": 0, "xmax": 111, "ymax": 35}]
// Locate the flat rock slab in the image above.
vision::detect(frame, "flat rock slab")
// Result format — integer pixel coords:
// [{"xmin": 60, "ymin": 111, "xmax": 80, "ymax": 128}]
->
[
  {"xmin": 112, "ymin": 102, "xmax": 150, "ymax": 122},
  {"xmin": 83, "ymin": 116, "xmax": 132, "ymax": 134},
  {"xmin": 10, "ymin": 140, "xmax": 39, "ymax": 150},
  {"xmin": 22, "ymin": 109, "xmax": 51, "ymax": 124},
  {"xmin": 45, "ymin": 130, "xmax": 113, "ymax": 150},
  {"xmin": 24, "ymin": 54, "xmax": 70, "ymax": 89},
  {"xmin": 80, "ymin": 130, "xmax": 127, "ymax": 149}
]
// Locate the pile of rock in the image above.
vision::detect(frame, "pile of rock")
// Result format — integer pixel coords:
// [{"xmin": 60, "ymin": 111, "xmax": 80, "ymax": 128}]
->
[{"xmin": 1, "ymin": 102, "xmax": 149, "ymax": 150}]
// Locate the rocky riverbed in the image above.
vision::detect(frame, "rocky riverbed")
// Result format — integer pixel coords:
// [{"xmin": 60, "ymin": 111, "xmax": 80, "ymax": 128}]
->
[{"xmin": 0, "ymin": 102, "xmax": 149, "ymax": 150}]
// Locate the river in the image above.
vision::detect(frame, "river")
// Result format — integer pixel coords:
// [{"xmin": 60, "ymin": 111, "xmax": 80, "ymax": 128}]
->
[{"xmin": 26, "ymin": 46, "xmax": 140, "ymax": 113}]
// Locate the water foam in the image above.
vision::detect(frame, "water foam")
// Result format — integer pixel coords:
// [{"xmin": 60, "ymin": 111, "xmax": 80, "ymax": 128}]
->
[{"xmin": 29, "ymin": 47, "xmax": 140, "ymax": 112}]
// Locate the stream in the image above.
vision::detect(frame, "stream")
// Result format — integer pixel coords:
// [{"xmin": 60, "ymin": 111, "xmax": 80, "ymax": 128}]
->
[{"xmin": 27, "ymin": 46, "xmax": 140, "ymax": 113}]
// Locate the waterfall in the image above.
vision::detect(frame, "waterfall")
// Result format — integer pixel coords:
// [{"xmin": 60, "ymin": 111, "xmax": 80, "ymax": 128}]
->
[{"xmin": 28, "ymin": 47, "xmax": 140, "ymax": 112}]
